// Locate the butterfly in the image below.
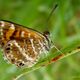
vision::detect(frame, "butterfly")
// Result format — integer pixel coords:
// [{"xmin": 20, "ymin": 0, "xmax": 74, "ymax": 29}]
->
[{"xmin": 0, "ymin": 20, "xmax": 53, "ymax": 67}]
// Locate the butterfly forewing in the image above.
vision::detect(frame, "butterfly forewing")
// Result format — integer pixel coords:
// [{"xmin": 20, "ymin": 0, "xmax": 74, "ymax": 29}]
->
[{"xmin": 0, "ymin": 20, "xmax": 52, "ymax": 67}]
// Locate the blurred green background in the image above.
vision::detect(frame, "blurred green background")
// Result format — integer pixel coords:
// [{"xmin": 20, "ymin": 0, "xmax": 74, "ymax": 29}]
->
[{"xmin": 0, "ymin": 0, "xmax": 80, "ymax": 80}]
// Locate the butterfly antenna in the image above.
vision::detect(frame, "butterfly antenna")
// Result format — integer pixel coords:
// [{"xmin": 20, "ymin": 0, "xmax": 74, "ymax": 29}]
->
[
  {"xmin": 44, "ymin": 4, "xmax": 64, "ymax": 55},
  {"xmin": 45, "ymin": 4, "xmax": 58, "ymax": 29}
]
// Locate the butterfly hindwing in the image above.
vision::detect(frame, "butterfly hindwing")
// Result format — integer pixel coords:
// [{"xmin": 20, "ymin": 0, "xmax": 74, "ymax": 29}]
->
[{"xmin": 0, "ymin": 20, "xmax": 52, "ymax": 67}]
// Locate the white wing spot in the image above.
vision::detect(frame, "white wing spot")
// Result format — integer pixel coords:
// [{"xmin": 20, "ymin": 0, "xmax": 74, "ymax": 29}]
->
[
  {"xmin": 21, "ymin": 31, "xmax": 25, "ymax": 37},
  {"xmin": 0, "ymin": 21, "xmax": 5, "ymax": 27},
  {"xmin": 10, "ymin": 24, "xmax": 15, "ymax": 30},
  {"xmin": 0, "ymin": 28, "xmax": 3, "ymax": 35},
  {"xmin": 28, "ymin": 33, "xmax": 31, "ymax": 38},
  {"xmin": 30, "ymin": 39, "xmax": 37, "ymax": 55}
]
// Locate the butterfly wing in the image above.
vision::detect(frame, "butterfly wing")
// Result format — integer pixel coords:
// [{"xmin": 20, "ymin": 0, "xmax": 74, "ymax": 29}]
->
[
  {"xmin": 4, "ymin": 40, "xmax": 38, "ymax": 67},
  {"xmin": 0, "ymin": 20, "xmax": 51, "ymax": 67}
]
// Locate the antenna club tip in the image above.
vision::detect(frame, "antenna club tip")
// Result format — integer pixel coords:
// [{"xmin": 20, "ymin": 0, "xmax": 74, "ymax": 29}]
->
[{"xmin": 55, "ymin": 3, "xmax": 58, "ymax": 8}]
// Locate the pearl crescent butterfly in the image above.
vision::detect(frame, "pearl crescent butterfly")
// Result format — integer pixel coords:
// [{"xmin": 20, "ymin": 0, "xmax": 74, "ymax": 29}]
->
[{"xmin": 0, "ymin": 20, "xmax": 52, "ymax": 67}]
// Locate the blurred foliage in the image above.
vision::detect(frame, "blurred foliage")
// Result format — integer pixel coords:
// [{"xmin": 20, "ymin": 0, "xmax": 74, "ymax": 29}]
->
[{"xmin": 0, "ymin": 0, "xmax": 80, "ymax": 80}]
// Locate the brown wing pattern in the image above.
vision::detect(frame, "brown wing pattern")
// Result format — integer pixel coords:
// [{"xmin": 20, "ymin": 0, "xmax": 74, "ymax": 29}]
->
[{"xmin": 0, "ymin": 20, "xmax": 51, "ymax": 67}]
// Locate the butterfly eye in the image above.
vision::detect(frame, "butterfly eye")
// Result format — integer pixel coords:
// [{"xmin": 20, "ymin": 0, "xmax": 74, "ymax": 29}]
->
[
  {"xmin": 43, "ymin": 31, "xmax": 50, "ymax": 36},
  {"xmin": 43, "ymin": 31, "xmax": 50, "ymax": 41}
]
